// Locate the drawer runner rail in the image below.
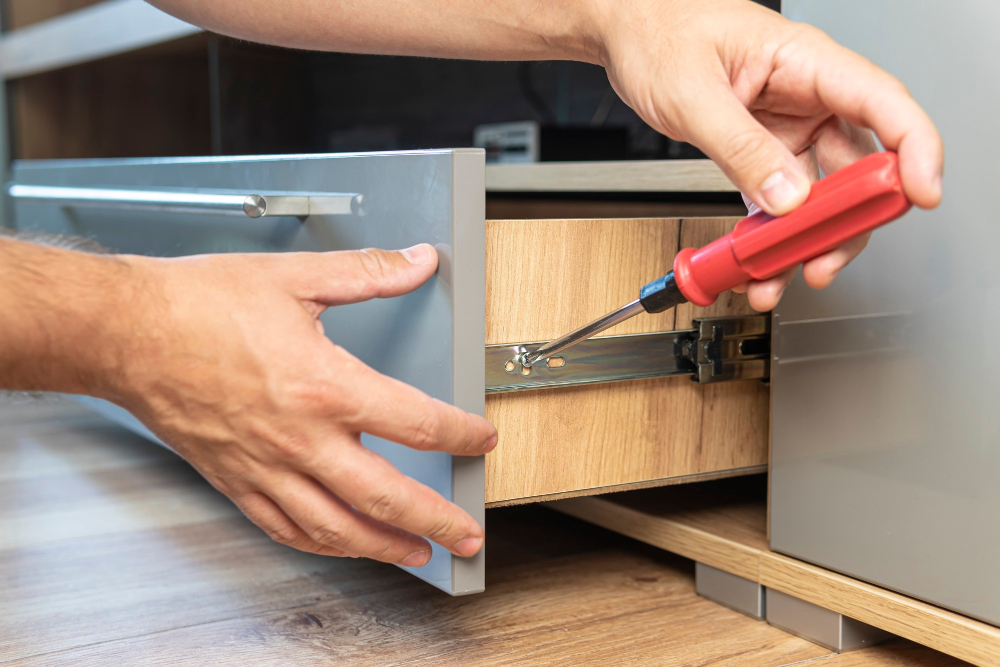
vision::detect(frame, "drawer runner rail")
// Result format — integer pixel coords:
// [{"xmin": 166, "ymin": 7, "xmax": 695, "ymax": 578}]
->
[{"xmin": 486, "ymin": 315, "xmax": 770, "ymax": 394}]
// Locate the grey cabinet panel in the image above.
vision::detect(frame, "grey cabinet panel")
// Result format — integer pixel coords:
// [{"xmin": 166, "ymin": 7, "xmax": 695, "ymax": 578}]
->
[
  {"xmin": 11, "ymin": 149, "xmax": 486, "ymax": 595},
  {"xmin": 773, "ymin": 2, "xmax": 1000, "ymax": 624}
]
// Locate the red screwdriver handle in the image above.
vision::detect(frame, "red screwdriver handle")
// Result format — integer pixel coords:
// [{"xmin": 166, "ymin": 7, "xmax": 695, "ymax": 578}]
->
[{"xmin": 672, "ymin": 151, "xmax": 912, "ymax": 307}]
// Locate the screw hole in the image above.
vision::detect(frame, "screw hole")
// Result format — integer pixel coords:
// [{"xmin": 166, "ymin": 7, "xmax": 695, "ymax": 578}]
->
[
  {"xmin": 546, "ymin": 356, "xmax": 566, "ymax": 368},
  {"xmin": 504, "ymin": 360, "xmax": 516, "ymax": 373}
]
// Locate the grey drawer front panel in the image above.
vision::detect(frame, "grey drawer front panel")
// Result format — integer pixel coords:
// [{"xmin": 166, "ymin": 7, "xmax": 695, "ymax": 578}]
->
[
  {"xmin": 11, "ymin": 150, "xmax": 486, "ymax": 595},
  {"xmin": 774, "ymin": 1, "xmax": 1000, "ymax": 625}
]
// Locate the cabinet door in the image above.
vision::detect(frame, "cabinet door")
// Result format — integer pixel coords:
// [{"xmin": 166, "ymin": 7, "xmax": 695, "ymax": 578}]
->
[
  {"xmin": 10, "ymin": 149, "xmax": 487, "ymax": 595},
  {"xmin": 772, "ymin": 0, "xmax": 1000, "ymax": 625}
]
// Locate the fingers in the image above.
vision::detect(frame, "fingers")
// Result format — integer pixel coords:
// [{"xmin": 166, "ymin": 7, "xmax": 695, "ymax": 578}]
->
[
  {"xmin": 813, "ymin": 116, "xmax": 878, "ymax": 175},
  {"xmin": 801, "ymin": 233, "xmax": 871, "ymax": 289},
  {"xmin": 675, "ymin": 73, "xmax": 811, "ymax": 216},
  {"xmin": 733, "ymin": 121, "xmax": 875, "ymax": 306},
  {"xmin": 266, "ymin": 473, "xmax": 436, "ymax": 566},
  {"xmin": 307, "ymin": 444, "xmax": 486, "ymax": 558},
  {"xmin": 282, "ymin": 244, "xmax": 440, "ymax": 306},
  {"xmin": 811, "ymin": 38, "xmax": 943, "ymax": 208},
  {"xmin": 234, "ymin": 490, "xmax": 350, "ymax": 558},
  {"xmin": 738, "ymin": 233, "xmax": 868, "ymax": 308},
  {"xmin": 334, "ymin": 349, "xmax": 497, "ymax": 457},
  {"xmin": 745, "ymin": 267, "xmax": 797, "ymax": 312}
]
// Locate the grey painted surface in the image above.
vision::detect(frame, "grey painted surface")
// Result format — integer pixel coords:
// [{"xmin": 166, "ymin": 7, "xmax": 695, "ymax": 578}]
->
[
  {"xmin": 695, "ymin": 562, "xmax": 764, "ymax": 619},
  {"xmin": 11, "ymin": 149, "xmax": 487, "ymax": 595},
  {"xmin": 773, "ymin": 3, "xmax": 1000, "ymax": 623},
  {"xmin": 765, "ymin": 589, "xmax": 891, "ymax": 653}
]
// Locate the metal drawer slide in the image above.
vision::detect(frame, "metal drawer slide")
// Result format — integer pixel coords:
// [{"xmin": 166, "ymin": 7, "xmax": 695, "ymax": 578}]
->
[{"xmin": 486, "ymin": 315, "xmax": 770, "ymax": 393}]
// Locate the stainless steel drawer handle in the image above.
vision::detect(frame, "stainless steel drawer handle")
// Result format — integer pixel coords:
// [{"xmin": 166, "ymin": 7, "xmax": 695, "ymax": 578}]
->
[{"xmin": 8, "ymin": 184, "xmax": 361, "ymax": 219}]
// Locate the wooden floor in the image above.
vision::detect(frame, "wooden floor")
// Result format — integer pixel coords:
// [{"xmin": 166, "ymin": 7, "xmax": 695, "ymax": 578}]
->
[{"xmin": 0, "ymin": 396, "xmax": 963, "ymax": 665}]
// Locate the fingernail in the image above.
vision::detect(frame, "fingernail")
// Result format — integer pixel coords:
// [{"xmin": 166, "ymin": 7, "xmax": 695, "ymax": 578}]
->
[
  {"xmin": 483, "ymin": 433, "xmax": 498, "ymax": 454},
  {"xmin": 760, "ymin": 171, "xmax": 805, "ymax": 214},
  {"xmin": 400, "ymin": 243, "xmax": 435, "ymax": 265},
  {"xmin": 932, "ymin": 173, "xmax": 943, "ymax": 199},
  {"xmin": 400, "ymin": 550, "xmax": 431, "ymax": 567},
  {"xmin": 453, "ymin": 537, "xmax": 483, "ymax": 557}
]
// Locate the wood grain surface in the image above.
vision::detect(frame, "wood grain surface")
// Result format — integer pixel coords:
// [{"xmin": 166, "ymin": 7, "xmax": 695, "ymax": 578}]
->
[
  {"xmin": 553, "ymin": 477, "xmax": 996, "ymax": 667},
  {"xmin": 760, "ymin": 555, "xmax": 1000, "ymax": 667},
  {"xmin": 485, "ymin": 159, "xmax": 737, "ymax": 192},
  {"xmin": 0, "ymin": 396, "xmax": 856, "ymax": 666},
  {"xmin": 484, "ymin": 217, "xmax": 682, "ymax": 344},
  {"xmin": 805, "ymin": 640, "xmax": 969, "ymax": 666},
  {"xmin": 553, "ymin": 477, "xmax": 769, "ymax": 582},
  {"xmin": 9, "ymin": 36, "xmax": 211, "ymax": 160},
  {"xmin": 4, "ymin": 0, "xmax": 103, "ymax": 30},
  {"xmin": 484, "ymin": 217, "xmax": 769, "ymax": 505}
]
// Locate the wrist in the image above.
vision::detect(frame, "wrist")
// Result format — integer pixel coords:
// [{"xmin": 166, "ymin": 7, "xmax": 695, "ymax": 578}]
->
[
  {"xmin": 89, "ymin": 253, "xmax": 168, "ymax": 407},
  {"xmin": 0, "ymin": 237, "xmax": 148, "ymax": 399},
  {"xmin": 519, "ymin": 0, "xmax": 609, "ymax": 65}
]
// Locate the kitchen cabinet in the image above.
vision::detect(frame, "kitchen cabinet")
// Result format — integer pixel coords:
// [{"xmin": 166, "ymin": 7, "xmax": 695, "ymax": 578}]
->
[{"xmin": 9, "ymin": 150, "xmax": 766, "ymax": 593}]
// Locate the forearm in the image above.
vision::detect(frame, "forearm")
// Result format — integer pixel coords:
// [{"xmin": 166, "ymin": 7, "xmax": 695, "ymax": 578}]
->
[
  {"xmin": 0, "ymin": 237, "xmax": 137, "ymax": 397},
  {"xmin": 146, "ymin": 0, "xmax": 607, "ymax": 64}
]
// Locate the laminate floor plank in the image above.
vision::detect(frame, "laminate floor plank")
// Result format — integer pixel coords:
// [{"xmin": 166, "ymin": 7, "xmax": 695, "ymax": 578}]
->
[
  {"xmin": 0, "ymin": 397, "xmax": 171, "ymax": 483},
  {"xmin": 7, "ymin": 541, "xmax": 830, "ymax": 666},
  {"xmin": 800, "ymin": 639, "xmax": 970, "ymax": 666},
  {"xmin": 0, "ymin": 398, "xmax": 957, "ymax": 666}
]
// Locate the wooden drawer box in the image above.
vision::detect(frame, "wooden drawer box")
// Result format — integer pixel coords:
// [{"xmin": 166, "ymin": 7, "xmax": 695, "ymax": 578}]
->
[
  {"xmin": 9, "ymin": 149, "xmax": 765, "ymax": 593},
  {"xmin": 484, "ymin": 216, "xmax": 767, "ymax": 507}
]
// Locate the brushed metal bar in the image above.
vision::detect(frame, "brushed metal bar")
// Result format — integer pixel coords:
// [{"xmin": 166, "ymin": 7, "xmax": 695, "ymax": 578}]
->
[
  {"xmin": 8, "ymin": 184, "xmax": 359, "ymax": 218},
  {"xmin": 486, "ymin": 331, "xmax": 690, "ymax": 394},
  {"xmin": 488, "ymin": 315, "xmax": 771, "ymax": 394}
]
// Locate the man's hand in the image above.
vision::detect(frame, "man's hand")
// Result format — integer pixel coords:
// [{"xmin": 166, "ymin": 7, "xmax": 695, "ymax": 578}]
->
[
  {"xmin": 150, "ymin": 0, "xmax": 943, "ymax": 312},
  {"xmin": 50, "ymin": 242, "xmax": 494, "ymax": 567},
  {"xmin": 0, "ymin": 237, "xmax": 493, "ymax": 565},
  {"xmin": 597, "ymin": 0, "xmax": 944, "ymax": 310}
]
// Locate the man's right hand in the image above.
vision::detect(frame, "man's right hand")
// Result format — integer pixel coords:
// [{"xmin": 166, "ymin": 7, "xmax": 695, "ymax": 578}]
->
[
  {"xmin": 596, "ymin": 0, "xmax": 944, "ymax": 311},
  {"xmin": 105, "ymin": 244, "xmax": 496, "ymax": 567}
]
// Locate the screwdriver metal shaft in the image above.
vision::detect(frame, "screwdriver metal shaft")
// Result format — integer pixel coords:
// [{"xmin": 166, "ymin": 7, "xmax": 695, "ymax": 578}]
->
[{"xmin": 520, "ymin": 299, "xmax": 645, "ymax": 367}]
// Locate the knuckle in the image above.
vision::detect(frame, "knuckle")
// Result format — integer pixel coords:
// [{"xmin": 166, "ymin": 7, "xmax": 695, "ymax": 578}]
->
[
  {"xmin": 409, "ymin": 403, "xmax": 443, "ymax": 451},
  {"xmin": 303, "ymin": 378, "xmax": 362, "ymax": 420},
  {"xmin": 269, "ymin": 431, "xmax": 314, "ymax": 462},
  {"xmin": 357, "ymin": 248, "xmax": 393, "ymax": 286},
  {"xmin": 311, "ymin": 521, "xmax": 349, "ymax": 548},
  {"xmin": 246, "ymin": 415, "xmax": 314, "ymax": 462},
  {"xmin": 262, "ymin": 522, "xmax": 302, "ymax": 547},
  {"xmin": 363, "ymin": 484, "xmax": 406, "ymax": 524},
  {"xmin": 721, "ymin": 129, "xmax": 773, "ymax": 173},
  {"xmin": 791, "ymin": 22, "xmax": 825, "ymax": 43},
  {"xmin": 423, "ymin": 511, "xmax": 459, "ymax": 544}
]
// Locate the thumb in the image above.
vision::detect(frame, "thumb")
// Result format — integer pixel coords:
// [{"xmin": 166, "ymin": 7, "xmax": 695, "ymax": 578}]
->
[
  {"xmin": 286, "ymin": 243, "xmax": 439, "ymax": 306},
  {"xmin": 680, "ymin": 84, "xmax": 811, "ymax": 216}
]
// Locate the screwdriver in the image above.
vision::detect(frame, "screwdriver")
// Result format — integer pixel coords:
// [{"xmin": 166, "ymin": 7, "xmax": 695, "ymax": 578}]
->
[{"xmin": 520, "ymin": 151, "xmax": 913, "ymax": 368}]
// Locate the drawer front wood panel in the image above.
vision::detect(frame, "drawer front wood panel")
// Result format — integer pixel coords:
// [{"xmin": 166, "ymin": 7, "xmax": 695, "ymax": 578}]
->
[
  {"xmin": 10, "ymin": 150, "xmax": 487, "ymax": 596},
  {"xmin": 484, "ymin": 217, "xmax": 768, "ymax": 506}
]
